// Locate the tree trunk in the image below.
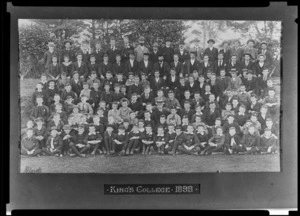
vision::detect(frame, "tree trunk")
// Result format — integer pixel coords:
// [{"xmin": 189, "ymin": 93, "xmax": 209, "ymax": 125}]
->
[{"xmin": 91, "ymin": 19, "xmax": 96, "ymax": 40}]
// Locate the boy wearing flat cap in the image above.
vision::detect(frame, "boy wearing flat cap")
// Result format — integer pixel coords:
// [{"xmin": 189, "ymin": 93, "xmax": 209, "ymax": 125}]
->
[
  {"xmin": 86, "ymin": 124, "xmax": 103, "ymax": 155},
  {"xmin": 44, "ymin": 127, "xmax": 63, "ymax": 156},
  {"xmin": 61, "ymin": 124, "xmax": 75, "ymax": 156},
  {"xmin": 21, "ymin": 129, "xmax": 42, "ymax": 157},
  {"xmin": 112, "ymin": 125, "xmax": 128, "ymax": 156},
  {"xmin": 70, "ymin": 124, "xmax": 88, "ymax": 157},
  {"xmin": 204, "ymin": 39, "xmax": 218, "ymax": 62}
]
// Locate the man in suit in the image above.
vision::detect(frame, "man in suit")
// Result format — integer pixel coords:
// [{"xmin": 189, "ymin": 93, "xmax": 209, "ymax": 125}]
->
[
  {"xmin": 106, "ymin": 37, "xmax": 120, "ymax": 64},
  {"xmin": 93, "ymin": 40, "xmax": 105, "ymax": 64},
  {"xmin": 166, "ymin": 68, "xmax": 180, "ymax": 91},
  {"xmin": 240, "ymin": 53, "xmax": 256, "ymax": 74},
  {"xmin": 43, "ymin": 42, "xmax": 57, "ymax": 69},
  {"xmin": 218, "ymin": 41, "xmax": 231, "ymax": 64},
  {"xmin": 170, "ymin": 53, "xmax": 184, "ymax": 76},
  {"xmin": 214, "ymin": 52, "xmax": 227, "ymax": 76},
  {"xmin": 255, "ymin": 54, "xmax": 269, "ymax": 77},
  {"xmin": 98, "ymin": 54, "xmax": 112, "ymax": 80},
  {"xmin": 60, "ymin": 40, "xmax": 75, "ymax": 64},
  {"xmin": 112, "ymin": 54, "xmax": 125, "ymax": 77},
  {"xmin": 154, "ymin": 53, "xmax": 170, "ymax": 79},
  {"xmin": 134, "ymin": 36, "xmax": 149, "ymax": 62},
  {"xmin": 204, "ymin": 39, "xmax": 218, "ymax": 62},
  {"xmin": 124, "ymin": 50, "xmax": 139, "ymax": 76},
  {"xmin": 175, "ymin": 40, "xmax": 190, "ymax": 63},
  {"xmin": 230, "ymin": 40, "xmax": 244, "ymax": 62},
  {"xmin": 193, "ymin": 42, "xmax": 204, "ymax": 63},
  {"xmin": 200, "ymin": 54, "xmax": 214, "ymax": 77},
  {"xmin": 259, "ymin": 42, "xmax": 273, "ymax": 66},
  {"xmin": 139, "ymin": 52, "xmax": 154, "ymax": 78},
  {"xmin": 149, "ymin": 42, "xmax": 160, "ymax": 64},
  {"xmin": 183, "ymin": 51, "xmax": 201, "ymax": 77},
  {"xmin": 72, "ymin": 52, "xmax": 88, "ymax": 80},
  {"xmin": 226, "ymin": 55, "xmax": 242, "ymax": 76},
  {"xmin": 150, "ymin": 71, "xmax": 165, "ymax": 95},
  {"xmin": 120, "ymin": 36, "xmax": 134, "ymax": 64},
  {"xmin": 160, "ymin": 38, "xmax": 174, "ymax": 64},
  {"xmin": 243, "ymin": 39, "xmax": 258, "ymax": 62}
]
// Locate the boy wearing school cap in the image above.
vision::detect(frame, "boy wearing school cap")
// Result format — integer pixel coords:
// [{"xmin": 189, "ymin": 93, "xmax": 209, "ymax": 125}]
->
[
  {"xmin": 241, "ymin": 53, "xmax": 256, "ymax": 73},
  {"xmin": 258, "ymin": 128, "xmax": 279, "ymax": 154},
  {"xmin": 177, "ymin": 124, "xmax": 201, "ymax": 155},
  {"xmin": 43, "ymin": 127, "xmax": 63, "ymax": 156},
  {"xmin": 125, "ymin": 123, "xmax": 141, "ymax": 155},
  {"xmin": 86, "ymin": 124, "xmax": 103, "ymax": 155},
  {"xmin": 21, "ymin": 129, "xmax": 42, "ymax": 157},
  {"xmin": 134, "ymin": 36, "xmax": 150, "ymax": 62},
  {"xmin": 69, "ymin": 124, "xmax": 88, "ymax": 157},
  {"xmin": 34, "ymin": 117, "xmax": 47, "ymax": 149},
  {"xmin": 202, "ymin": 126, "xmax": 225, "ymax": 155},
  {"xmin": 72, "ymin": 52, "xmax": 88, "ymax": 80},
  {"xmin": 112, "ymin": 125, "xmax": 128, "ymax": 156},
  {"xmin": 226, "ymin": 55, "xmax": 242, "ymax": 76},
  {"xmin": 203, "ymin": 39, "xmax": 218, "ymax": 62},
  {"xmin": 171, "ymin": 126, "xmax": 186, "ymax": 155},
  {"xmin": 43, "ymin": 42, "xmax": 57, "ymax": 69},
  {"xmin": 140, "ymin": 124, "xmax": 154, "ymax": 155},
  {"xmin": 61, "ymin": 124, "xmax": 75, "ymax": 156}
]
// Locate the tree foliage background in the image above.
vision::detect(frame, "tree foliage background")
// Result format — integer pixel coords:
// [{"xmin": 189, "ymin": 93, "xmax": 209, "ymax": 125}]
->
[{"xmin": 19, "ymin": 19, "xmax": 281, "ymax": 78}]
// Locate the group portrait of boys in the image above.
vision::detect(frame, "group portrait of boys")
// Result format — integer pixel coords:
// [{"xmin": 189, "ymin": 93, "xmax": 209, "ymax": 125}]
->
[{"xmin": 21, "ymin": 35, "xmax": 280, "ymax": 158}]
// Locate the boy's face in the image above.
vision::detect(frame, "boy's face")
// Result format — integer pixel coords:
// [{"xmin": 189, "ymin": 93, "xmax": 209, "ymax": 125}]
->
[
  {"xmin": 49, "ymin": 82, "xmax": 55, "ymax": 88},
  {"xmin": 231, "ymin": 56, "xmax": 237, "ymax": 62},
  {"xmin": 49, "ymin": 47, "xmax": 54, "ymax": 52},
  {"xmin": 129, "ymin": 54, "xmax": 135, "ymax": 59},
  {"xmin": 93, "ymin": 116, "xmax": 100, "ymax": 123},
  {"xmin": 56, "ymin": 105, "xmax": 62, "ymax": 112},
  {"xmin": 122, "ymin": 101, "xmax": 128, "ymax": 107},
  {"xmin": 207, "ymin": 73, "xmax": 212, "ymax": 78},
  {"xmin": 93, "ymin": 83, "xmax": 99, "ymax": 89},
  {"xmin": 112, "ymin": 104, "xmax": 117, "ymax": 109},
  {"xmin": 189, "ymin": 77, "xmax": 194, "ymax": 83},
  {"xmin": 132, "ymin": 95, "xmax": 137, "ymax": 101},
  {"xmin": 51, "ymin": 130, "xmax": 58, "ymax": 137},
  {"xmin": 54, "ymin": 96, "xmax": 60, "ymax": 102},
  {"xmin": 197, "ymin": 126, "xmax": 204, "ymax": 133},
  {"xmin": 145, "ymin": 127, "xmax": 152, "ymax": 132},
  {"xmin": 204, "ymin": 56, "xmax": 209, "ymax": 61},
  {"xmin": 168, "ymin": 126, "xmax": 175, "ymax": 132},
  {"xmin": 215, "ymin": 120, "xmax": 221, "ymax": 126},
  {"xmin": 184, "ymin": 103, "xmax": 190, "ymax": 110},
  {"xmin": 194, "ymin": 94, "xmax": 200, "ymax": 100},
  {"xmin": 73, "ymin": 108, "xmax": 79, "ymax": 114},
  {"xmin": 240, "ymin": 86, "xmax": 246, "ymax": 92},
  {"xmin": 81, "ymin": 96, "xmax": 87, "ymax": 103},
  {"xmin": 90, "ymin": 57, "xmax": 96, "ymax": 62},
  {"xmin": 89, "ymin": 126, "xmax": 95, "ymax": 133},
  {"xmin": 116, "ymin": 56, "xmax": 121, "ymax": 62},
  {"xmin": 108, "ymin": 116, "xmax": 114, "ymax": 123},
  {"xmin": 220, "ymin": 71, "xmax": 226, "ymax": 77},
  {"xmin": 77, "ymin": 55, "xmax": 82, "ymax": 61},
  {"xmin": 196, "ymin": 107, "xmax": 201, "ymax": 113},
  {"xmin": 226, "ymin": 105, "xmax": 232, "ymax": 110},
  {"xmin": 133, "ymin": 126, "xmax": 139, "ymax": 132},
  {"xmin": 27, "ymin": 121, "xmax": 34, "ymax": 128},
  {"xmin": 205, "ymin": 86, "xmax": 211, "ymax": 92},
  {"xmin": 158, "ymin": 56, "xmax": 164, "ymax": 62},
  {"xmin": 211, "ymin": 75, "xmax": 216, "ymax": 81},
  {"xmin": 129, "ymin": 75, "xmax": 134, "ymax": 79},
  {"xmin": 259, "ymin": 56, "xmax": 265, "ymax": 62},
  {"xmin": 36, "ymin": 84, "xmax": 43, "ymax": 89},
  {"xmin": 171, "ymin": 109, "xmax": 176, "ymax": 114},
  {"xmin": 154, "ymin": 72, "xmax": 159, "ymax": 78},
  {"xmin": 229, "ymin": 128, "xmax": 236, "ymax": 136},
  {"xmin": 173, "ymin": 55, "xmax": 179, "ymax": 61},
  {"xmin": 160, "ymin": 117, "xmax": 166, "ymax": 123},
  {"xmin": 36, "ymin": 98, "xmax": 43, "ymax": 105},
  {"xmin": 157, "ymin": 91, "xmax": 163, "ymax": 97},
  {"xmin": 195, "ymin": 117, "xmax": 201, "ymax": 123},
  {"xmin": 210, "ymin": 103, "xmax": 216, "ymax": 110},
  {"xmin": 228, "ymin": 116, "xmax": 234, "ymax": 123},
  {"xmin": 218, "ymin": 54, "xmax": 223, "ymax": 60},
  {"xmin": 216, "ymin": 128, "xmax": 223, "ymax": 135},
  {"xmin": 250, "ymin": 97, "xmax": 257, "ymax": 103},
  {"xmin": 251, "ymin": 116, "xmax": 257, "ymax": 122},
  {"xmin": 117, "ymin": 74, "xmax": 122, "ymax": 80},
  {"xmin": 41, "ymin": 76, "xmax": 47, "ymax": 81},
  {"xmin": 146, "ymin": 104, "xmax": 152, "ymax": 111},
  {"xmin": 144, "ymin": 113, "xmax": 150, "ymax": 119},
  {"xmin": 78, "ymin": 127, "xmax": 85, "ymax": 134},
  {"xmin": 245, "ymin": 55, "xmax": 250, "ymax": 61},
  {"xmin": 104, "ymin": 85, "xmax": 110, "ymax": 91},
  {"xmin": 134, "ymin": 77, "xmax": 140, "ymax": 83},
  {"xmin": 180, "ymin": 78, "xmax": 185, "ymax": 84},
  {"xmin": 184, "ymin": 92, "xmax": 190, "ymax": 98},
  {"xmin": 233, "ymin": 100, "xmax": 238, "ymax": 105},
  {"xmin": 199, "ymin": 76, "xmax": 205, "ymax": 82},
  {"xmin": 64, "ymin": 57, "xmax": 70, "ymax": 63},
  {"xmin": 138, "ymin": 122, "xmax": 144, "ymax": 128},
  {"xmin": 123, "ymin": 122, "xmax": 129, "ymax": 127},
  {"xmin": 141, "ymin": 75, "xmax": 146, "ymax": 80},
  {"xmin": 187, "ymin": 126, "xmax": 194, "ymax": 133},
  {"xmin": 157, "ymin": 128, "xmax": 164, "ymax": 134},
  {"xmin": 266, "ymin": 120, "xmax": 273, "ymax": 127},
  {"xmin": 106, "ymin": 73, "xmax": 112, "ymax": 79},
  {"xmin": 168, "ymin": 93, "xmax": 174, "ymax": 99},
  {"xmin": 114, "ymin": 86, "xmax": 120, "ymax": 92},
  {"xmin": 110, "ymin": 40, "xmax": 116, "ymax": 47},
  {"xmin": 64, "ymin": 129, "xmax": 71, "ymax": 134},
  {"xmin": 248, "ymin": 127, "xmax": 255, "ymax": 134},
  {"xmin": 265, "ymin": 130, "xmax": 272, "ymax": 137},
  {"xmin": 182, "ymin": 118, "xmax": 188, "ymax": 124},
  {"xmin": 268, "ymin": 90, "xmax": 275, "ymax": 97},
  {"xmin": 104, "ymin": 57, "xmax": 108, "ymax": 62},
  {"xmin": 27, "ymin": 130, "xmax": 34, "ymax": 138},
  {"xmin": 143, "ymin": 55, "xmax": 149, "ymax": 61},
  {"xmin": 175, "ymin": 128, "xmax": 182, "ymax": 135},
  {"xmin": 209, "ymin": 95, "xmax": 215, "ymax": 101},
  {"xmin": 267, "ymin": 80, "xmax": 273, "ymax": 87},
  {"xmin": 91, "ymin": 73, "xmax": 97, "ymax": 79},
  {"xmin": 107, "ymin": 127, "xmax": 113, "ymax": 133},
  {"xmin": 262, "ymin": 71, "xmax": 269, "ymax": 76},
  {"xmin": 73, "ymin": 74, "xmax": 79, "ymax": 79},
  {"xmin": 239, "ymin": 107, "xmax": 245, "ymax": 113}
]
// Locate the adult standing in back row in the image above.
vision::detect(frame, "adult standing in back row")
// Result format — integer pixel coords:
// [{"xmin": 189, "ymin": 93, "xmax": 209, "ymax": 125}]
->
[
  {"xmin": 204, "ymin": 39, "xmax": 218, "ymax": 63},
  {"xmin": 161, "ymin": 38, "xmax": 174, "ymax": 64},
  {"xmin": 134, "ymin": 36, "xmax": 149, "ymax": 62}
]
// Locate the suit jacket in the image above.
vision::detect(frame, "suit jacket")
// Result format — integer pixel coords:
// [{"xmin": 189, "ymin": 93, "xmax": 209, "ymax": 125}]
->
[
  {"xmin": 93, "ymin": 50, "xmax": 105, "ymax": 64},
  {"xmin": 60, "ymin": 62, "xmax": 73, "ymax": 77},
  {"xmin": 154, "ymin": 62, "xmax": 170, "ymax": 78},
  {"xmin": 226, "ymin": 61, "xmax": 242, "ymax": 75},
  {"xmin": 43, "ymin": 50, "xmax": 57, "ymax": 68},
  {"xmin": 240, "ymin": 61, "xmax": 256, "ymax": 73},
  {"xmin": 160, "ymin": 46, "xmax": 174, "ymax": 64},
  {"xmin": 72, "ymin": 61, "xmax": 88, "ymax": 78},
  {"xmin": 87, "ymin": 63, "xmax": 99, "ymax": 76},
  {"xmin": 230, "ymin": 47, "xmax": 244, "ymax": 62},
  {"xmin": 169, "ymin": 61, "xmax": 184, "ymax": 76},
  {"xmin": 134, "ymin": 45, "xmax": 149, "ymax": 62},
  {"xmin": 139, "ymin": 60, "xmax": 154, "ymax": 77},
  {"xmin": 259, "ymin": 49, "xmax": 273, "ymax": 66},
  {"xmin": 175, "ymin": 49, "xmax": 190, "ymax": 63},
  {"xmin": 149, "ymin": 51, "xmax": 161, "ymax": 64},
  {"xmin": 69, "ymin": 78, "xmax": 82, "ymax": 96},
  {"xmin": 98, "ymin": 62, "xmax": 112, "ymax": 78},
  {"xmin": 124, "ymin": 59, "xmax": 139, "ymax": 76},
  {"xmin": 193, "ymin": 47, "xmax": 204, "ymax": 62},
  {"xmin": 255, "ymin": 62, "xmax": 269, "ymax": 76},
  {"xmin": 184, "ymin": 59, "xmax": 201, "ymax": 76},
  {"xmin": 204, "ymin": 47, "xmax": 218, "ymax": 62},
  {"xmin": 243, "ymin": 47, "xmax": 258, "ymax": 62},
  {"xmin": 150, "ymin": 77, "xmax": 165, "ymax": 94},
  {"xmin": 60, "ymin": 49, "xmax": 76, "ymax": 64},
  {"xmin": 112, "ymin": 62, "xmax": 125, "ymax": 76},
  {"xmin": 200, "ymin": 61, "xmax": 214, "ymax": 76},
  {"xmin": 166, "ymin": 75, "xmax": 180, "ymax": 91},
  {"xmin": 213, "ymin": 59, "xmax": 227, "ymax": 76},
  {"xmin": 120, "ymin": 44, "xmax": 134, "ymax": 63},
  {"xmin": 219, "ymin": 48, "xmax": 231, "ymax": 63},
  {"xmin": 106, "ymin": 47, "xmax": 120, "ymax": 64},
  {"xmin": 46, "ymin": 63, "xmax": 60, "ymax": 78}
]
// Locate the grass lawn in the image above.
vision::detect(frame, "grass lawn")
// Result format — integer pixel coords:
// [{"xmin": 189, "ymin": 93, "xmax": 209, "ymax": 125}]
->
[
  {"xmin": 20, "ymin": 153, "xmax": 280, "ymax": 173},
  {"xmin": 19, "ymin": 77, "xmax": 281, "ymax": 173}
]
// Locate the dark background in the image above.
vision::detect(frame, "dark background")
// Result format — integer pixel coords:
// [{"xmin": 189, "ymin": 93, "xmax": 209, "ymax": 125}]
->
[{"xmin": 3, "ymin": 2, "xmax": 298, "ymax": 211}]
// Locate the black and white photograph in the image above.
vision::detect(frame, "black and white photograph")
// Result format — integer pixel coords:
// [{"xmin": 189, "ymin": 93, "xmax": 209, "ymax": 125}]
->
[{"xmin": 18, "ymin": 19, "xmax": 283, "ymax": 173}]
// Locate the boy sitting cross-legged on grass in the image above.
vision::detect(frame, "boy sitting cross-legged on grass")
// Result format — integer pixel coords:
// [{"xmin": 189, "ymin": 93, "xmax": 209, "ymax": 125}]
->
[
  {"xmin": 61, "ymin": 124, "xmax": 75, "ymax": 156},
  {"xmin": 103, "ymin": 125, "xmax": 115, "ymax": 155},
  {"xmin": 21, "ymin": 128, "xmax": 42, "ymax": 157},
  {"xmin": 177, "ymin": 124, "xmax": 201, "ymax": 156},
  {"xmin": 154, "ymin": 125, "xmax": 166, "ymax": 155},
  {"xmin": 164, "ymin": 124, "xmax": 176, "ymax": 154},
  {"xmin": 201, "ymin": 126, "xmax": 225, "ymax": 155},
  {"xmin": 112, "ymin": 125, "xmax": 128, "ymax": 156},
  {"xmin": 224, "ymin": 126, "xmax": 241, "ymax": 154},
  {"xmin": 237, "ymin": 124, "xmax": 261, "ymax": 154},
  {"xmin": 69, "ymin": 124, "xmax": 88, "ymax": 157},
  {"xmin": 44, "ymin": 127, "xmax": 63, "ymax": 157},
  {"xmin": 196, "ymin": 124, "xmax": 209, "ymax": 152},
  {"xmin": 34, "ymin": 117, "xmax": 47, "ymax": 150},
  {"xmin": 141, "ymin": 124, "xmax": 155, "ymax": 155},
  {"xmin": 86, "ymin": 124, "xmax": 103, "ymax": 156},
  {"xmin": 125, "ymin": 123, "xmax": 141, "ymax": 155},
  {"xmin": 258, "ymin": 128, "xmax": 279, "ymax": 154}
]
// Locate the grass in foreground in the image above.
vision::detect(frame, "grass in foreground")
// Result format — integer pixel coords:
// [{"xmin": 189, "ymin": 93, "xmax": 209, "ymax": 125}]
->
[{"xmin": 20, "ymin": 154, "xmax": 280, "ymax": 173}]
